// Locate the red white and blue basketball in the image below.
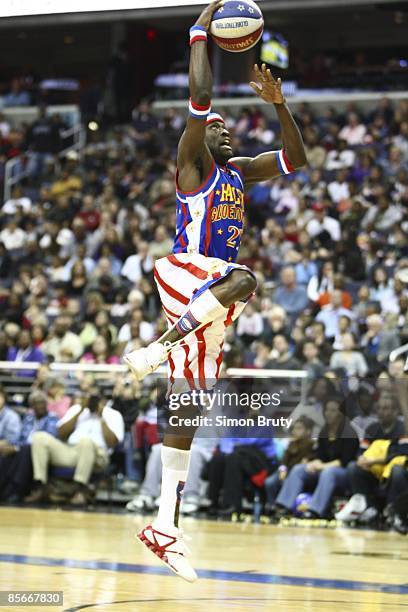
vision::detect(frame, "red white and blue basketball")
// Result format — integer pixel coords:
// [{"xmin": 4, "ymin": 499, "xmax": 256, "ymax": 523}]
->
[
  {"xmin": 210, "ymin": 0, "xmax": 264, "ymax": 53},
  {"xmin": 292, "ymin": 493, "xmax": 313, "ymax": 517}
]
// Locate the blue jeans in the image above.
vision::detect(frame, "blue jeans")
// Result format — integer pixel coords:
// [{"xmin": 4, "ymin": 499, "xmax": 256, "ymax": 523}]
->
[
  {"xmin": 276, "ymin": 463, "xmax": 349, "ymax": 517},
  {"xmin": 265, "ymin": 471, "xmax": 282, "ymax": 504}
]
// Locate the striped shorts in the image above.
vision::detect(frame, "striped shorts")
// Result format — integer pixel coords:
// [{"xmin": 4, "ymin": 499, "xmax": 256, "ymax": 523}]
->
[{"xmin": 154, "ymin": 253, "xmax": 251, "ymax": 392}]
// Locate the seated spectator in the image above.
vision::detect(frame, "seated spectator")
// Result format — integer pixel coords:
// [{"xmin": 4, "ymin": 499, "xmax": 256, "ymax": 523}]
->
[
  {"xmin": 328, "ymin": 169, "xmax": 350, "ymax": 204},
  {"xmin": 301, "ymin": 340, "xmax": 325, "ymax": 380},
  {"xmin": 3, "ymin": 78, "xmax": 30, "ymax": 107},
  {"xmin": 25, "ymin": 390, "xmax": 125, "ymax": 505},
  {"xmin": 273, "ymin": 266, "xmax": 309, "ymax": 322},
  {"xmin": 336, "ymin": 393, "xmax": 406, "ymax": 524},
  {"xmin": 306, "ymin": 202, "xmax": 341, "ymax": 247},
  {"xmin": 316, "ymin": 273, "xmax": 353, "ymax": 311},
  {"xmin": 81, "ymin": 335, "xmax": 120, "ymax": 365},
  {"xmin": 265, "ymin": 416, "xmax": 315, "ymax": 508},
  {"xmin": 325, "ymin": 139, "xmax": 356, "ymax": 170},
  {"xmin": 236, "ymin": 302, "xmax": 263, "ymax": 347},
  {"xmin": 361, "ymin": 194, "xmax": 403, "ymax": 233},
  {"xmin": 43, "ymin": 315, "xmax": 84, "ymax": 362},
  {"xmin": 66, "ymin": 261, "xmax": 89, "ymax": 297},
  {"xmin": 121, "ymin": 240, "xmax": 154, "ymax": 284},
  {"xmin": 0, "ymin": 391, "xmax": 58, "ymax": 502},
  {"xmin": 361, "ymin": 314, "xmax": 400, "ymax": 366},
  {"xmin": 0, "ymin": 388, "xmax": 21, "ymax": 448},
  {"xmin": 276, "ymin": 396, "xmax": 359, "ymax": 518},
  {"xmin": 2, "ymin": 185, "xmax": 32, "ymax": 215},
  {"xmin": 332, "ymin": 314, "xmax": 353, "ymax": 350},
  {"xmin": 306, "ymin": 321, "xmax": 333, "ymax": 364},
  {"xmin": 351, "ymin": 384, "xmax": 379, "ymax": 439},
  {"xmin": 307, "ymin": 260, "xmax": 335, "ymax": 303},
  {"xmin": 7, "ymin": 329, "xmax": 45, "ymax": 376},
  {"xmin": 290, "ymin": 376, "xmax": 337, "ymax": 439},
  {"xmin": 0, "ymin": 219, "xmax": 27, "ymax": 253},
  {"xmin": 266, "ymin": 334, "xmax": 300, "ymax": 370},
  {"xmin": 315, "ymin": 289, "xmax": 354, "ymax": 339},
  {"xmin": 329, "ymin": 332, "xmax": 368, "ymax": 377},
  {"xmin": 117, "ymin": 308, "xmax": 155, "ymax": 349},
  {"xmin": 261, "ymin": 304, "xmax": 290, "ymax": 346},
  {"xmin": 338, "ymin": 113, "xmax": 367, "ymax": 146},
  {"xmin": 46, "ymin": 379, "xmax": 72, "ymax": 419},
  {"xmin": 206, "ymin": 435, "xmax": 276, "ymax": 516}
]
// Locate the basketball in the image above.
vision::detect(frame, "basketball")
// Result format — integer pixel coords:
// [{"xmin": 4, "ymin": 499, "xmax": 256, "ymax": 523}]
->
[
  {"xmin": 293, "ymin": 493, "xmax": 313, "ymax": 517},
  {"xmin": 210, "ymin": 0, "xmax": 264, "ymax": 53}
]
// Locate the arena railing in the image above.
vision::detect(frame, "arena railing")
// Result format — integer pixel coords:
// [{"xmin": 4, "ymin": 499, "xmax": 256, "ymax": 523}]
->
[
  {"xmin": 0, "ymin": 361, "xmax": 309, "ymax": 408},
  {"xmin": 153, "ymin": 89, "xmax": 408, "ymax": 116}
]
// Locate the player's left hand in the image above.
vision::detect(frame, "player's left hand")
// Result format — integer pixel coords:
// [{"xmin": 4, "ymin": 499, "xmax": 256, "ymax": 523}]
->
[{"xmin": 249, "ymin": 64, "xmax": 285, "ymax": 104}]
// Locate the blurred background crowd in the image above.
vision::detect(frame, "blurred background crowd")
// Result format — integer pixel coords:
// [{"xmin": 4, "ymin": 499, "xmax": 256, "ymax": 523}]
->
[{"xmin": 0, "ymin": 91, "xmax": 408, "ymax": 530}]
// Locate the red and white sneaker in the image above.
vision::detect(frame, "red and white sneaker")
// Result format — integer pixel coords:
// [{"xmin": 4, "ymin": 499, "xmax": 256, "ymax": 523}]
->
[
  {"xmin": 124, "ymin": 341, "xmax": 170, "ymax": 381},
  {"xmin": 137, "ymin": 523, "xmax": 197, "ymax": 582}
]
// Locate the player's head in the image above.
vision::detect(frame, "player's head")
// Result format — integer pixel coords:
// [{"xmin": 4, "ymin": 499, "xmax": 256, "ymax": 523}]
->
[{"xmin": 204, "ymin": 113, "xmax": 233, "ymax": 164}]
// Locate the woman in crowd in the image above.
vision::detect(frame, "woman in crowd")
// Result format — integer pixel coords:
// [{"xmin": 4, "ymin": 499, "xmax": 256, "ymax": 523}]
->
[{"xmin": 275, "ymin": 396, "xmax": 359, "ymax": 518}]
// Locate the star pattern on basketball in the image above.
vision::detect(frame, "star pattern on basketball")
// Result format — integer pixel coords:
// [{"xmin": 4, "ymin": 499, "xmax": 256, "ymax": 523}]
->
[
  {"xmin": 237, "ymin": 4, "xmax": 245, "ymax": 11},
  {"xmin": 248, "ymin": 6, "xmax": 254, "ymax": 13},
  {"xmin": 218, "ymin": 6, "xmax": 224, "ymax": 11}
]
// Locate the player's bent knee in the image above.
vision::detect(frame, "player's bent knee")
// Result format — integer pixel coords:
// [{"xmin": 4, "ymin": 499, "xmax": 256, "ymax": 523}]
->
[{"xmin": 230, "ymin": 269, "xmax": 257, "ymax": 299}]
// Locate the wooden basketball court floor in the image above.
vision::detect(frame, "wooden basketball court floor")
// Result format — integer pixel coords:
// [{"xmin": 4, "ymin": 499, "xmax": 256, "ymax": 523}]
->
[{"xmin": 0, "ymin": 507, "xmax": 407, "ymax": 612}]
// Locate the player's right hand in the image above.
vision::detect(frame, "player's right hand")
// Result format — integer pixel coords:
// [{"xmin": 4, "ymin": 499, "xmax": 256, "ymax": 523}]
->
[{"xmin": 195, "ymin": 0, "xmax": 224, "ymax": 31}]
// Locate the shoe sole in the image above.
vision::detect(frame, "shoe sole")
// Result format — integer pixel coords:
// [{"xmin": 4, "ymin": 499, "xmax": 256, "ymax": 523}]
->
[
  {"xmin": 123, "ymin": 354, "xmax": 149, "ymax": 382},
  {"xmin": 136, "ymin": 532, "xmax": 197, "ymax": 583}
]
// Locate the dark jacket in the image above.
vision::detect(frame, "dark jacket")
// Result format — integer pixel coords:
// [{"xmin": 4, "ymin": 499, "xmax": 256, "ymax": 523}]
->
[
  {"xmin": 317, "ymin": 419, "xmax": 359, "ymax": 467},
  {"xmin": 282, "ymin": 438, "xmax": 315, "ymax": 470}
]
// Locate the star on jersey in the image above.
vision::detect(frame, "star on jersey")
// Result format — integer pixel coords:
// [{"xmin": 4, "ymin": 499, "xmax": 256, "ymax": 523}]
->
[
  {"xmin": 217, "ymin": 229, "xmax": 223, "ymax": 235},
  {"xmin": 216, "ymin": 190, "xmax": 221, "ymax": 195}
]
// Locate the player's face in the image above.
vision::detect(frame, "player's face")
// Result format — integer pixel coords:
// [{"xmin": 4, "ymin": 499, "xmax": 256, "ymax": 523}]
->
[{"xmin": 205, "ymin": 121, "xmax": 233, "ymax": 164}]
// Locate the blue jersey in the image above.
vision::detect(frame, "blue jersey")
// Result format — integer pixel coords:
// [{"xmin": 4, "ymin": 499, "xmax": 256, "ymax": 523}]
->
[{"xmin": 174, "ymin": 159, "xmax": 245, "ymax": 263}]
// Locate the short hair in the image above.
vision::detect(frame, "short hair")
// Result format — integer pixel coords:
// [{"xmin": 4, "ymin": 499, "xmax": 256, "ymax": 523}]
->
[
  {"xmin": 28, "ymin": 390, "xmax": 47, "ymax": 405},
  {"xmin": 294, "ymin": 415, "xmax": 314, "ymax": 431}
]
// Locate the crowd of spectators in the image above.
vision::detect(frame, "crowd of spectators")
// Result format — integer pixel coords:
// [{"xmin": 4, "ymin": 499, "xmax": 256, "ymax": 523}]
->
[{"xmin": 0, "ymin": 95, "xmax": 407, "ymax": 529}]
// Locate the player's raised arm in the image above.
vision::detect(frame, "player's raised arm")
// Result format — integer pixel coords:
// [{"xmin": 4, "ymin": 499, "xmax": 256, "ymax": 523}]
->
[
  {"xmin": 231, "ymin": 63, "xmax": 307, "ymax": 185},
  {"xmin": 177, "ymin": 1, "xmax": 223, "ymax": 192}
]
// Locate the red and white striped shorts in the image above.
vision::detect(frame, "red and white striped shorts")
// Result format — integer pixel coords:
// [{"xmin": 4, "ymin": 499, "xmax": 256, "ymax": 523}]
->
[{"xmin": 154, "ymin": 253, "xmax": 250, "ymax": 392}]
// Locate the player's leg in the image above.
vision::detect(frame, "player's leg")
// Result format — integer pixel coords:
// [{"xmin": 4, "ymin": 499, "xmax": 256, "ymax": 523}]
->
[
  {"xmin": 136, "ymin": 401, "xmax": 200, "ymax": 581},
  {"xmin": 136, "ymin": 324, "xmax": 224, "ymax": 582},
  {"xmin": 125, "ymin": 267, "xmax": 256, "ymax": 381}
]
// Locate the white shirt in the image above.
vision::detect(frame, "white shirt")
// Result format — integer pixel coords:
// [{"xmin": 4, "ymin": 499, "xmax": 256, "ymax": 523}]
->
[
  {"xmin": 237, "ymin": 312, "xmax": 264, "ymax": 337},
  {"xmin": 118, "ymin": 321, "xmax": 155, "ymax": 344},
  {"xmin": 0, "ymin": 227, "xmax": 27, "ymax": 249},
  {"xmin": 2, "ymin": 197, "xmax": 32, "ymax": 215},
  {"xmin": 306, "ymin": 216, "xmax": 341, "ymax": 242},
  {"xmin": 327, "ymin": 181, "xmax": 350, "ymax": 203},
  {"xmin": 338, "ymin": 124, "xmax": 367, "ymax": 146},
  {"xmin": 58, "ymin": 404, "xmax": 125, "ymax": 452},
  {"xmin": 121, "ymin": 253, "xmax": 154, "ymax": 284},
  {"xmin": 325, "ymin": 149, "xmax": 355, "ymax": 170}
]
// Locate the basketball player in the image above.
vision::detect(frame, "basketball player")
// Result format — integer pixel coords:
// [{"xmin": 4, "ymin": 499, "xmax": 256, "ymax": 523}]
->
[{"xmin": 125, "ymin": 0, "xmax": 307, "ymax": 581}]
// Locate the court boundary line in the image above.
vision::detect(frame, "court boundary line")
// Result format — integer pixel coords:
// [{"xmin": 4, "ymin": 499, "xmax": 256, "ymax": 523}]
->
[{"xmin": 0, "ymin": 553, "xmax": 407, "ymax": 595}]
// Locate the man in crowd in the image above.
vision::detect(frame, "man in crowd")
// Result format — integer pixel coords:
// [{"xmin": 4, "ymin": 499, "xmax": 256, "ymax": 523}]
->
[
  {"xmin": 0, "ymin": 391, "xmax": 58, "ymax": 501},
  {"xmin": 25, "ymin": 389, "xmax": 125, "ymax": 505}
]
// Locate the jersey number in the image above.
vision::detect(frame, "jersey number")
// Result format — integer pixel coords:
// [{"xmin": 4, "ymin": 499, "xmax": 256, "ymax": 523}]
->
[{"xmin": 226, "ymin": 226, "xmax": 242, "ymax": 248}]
